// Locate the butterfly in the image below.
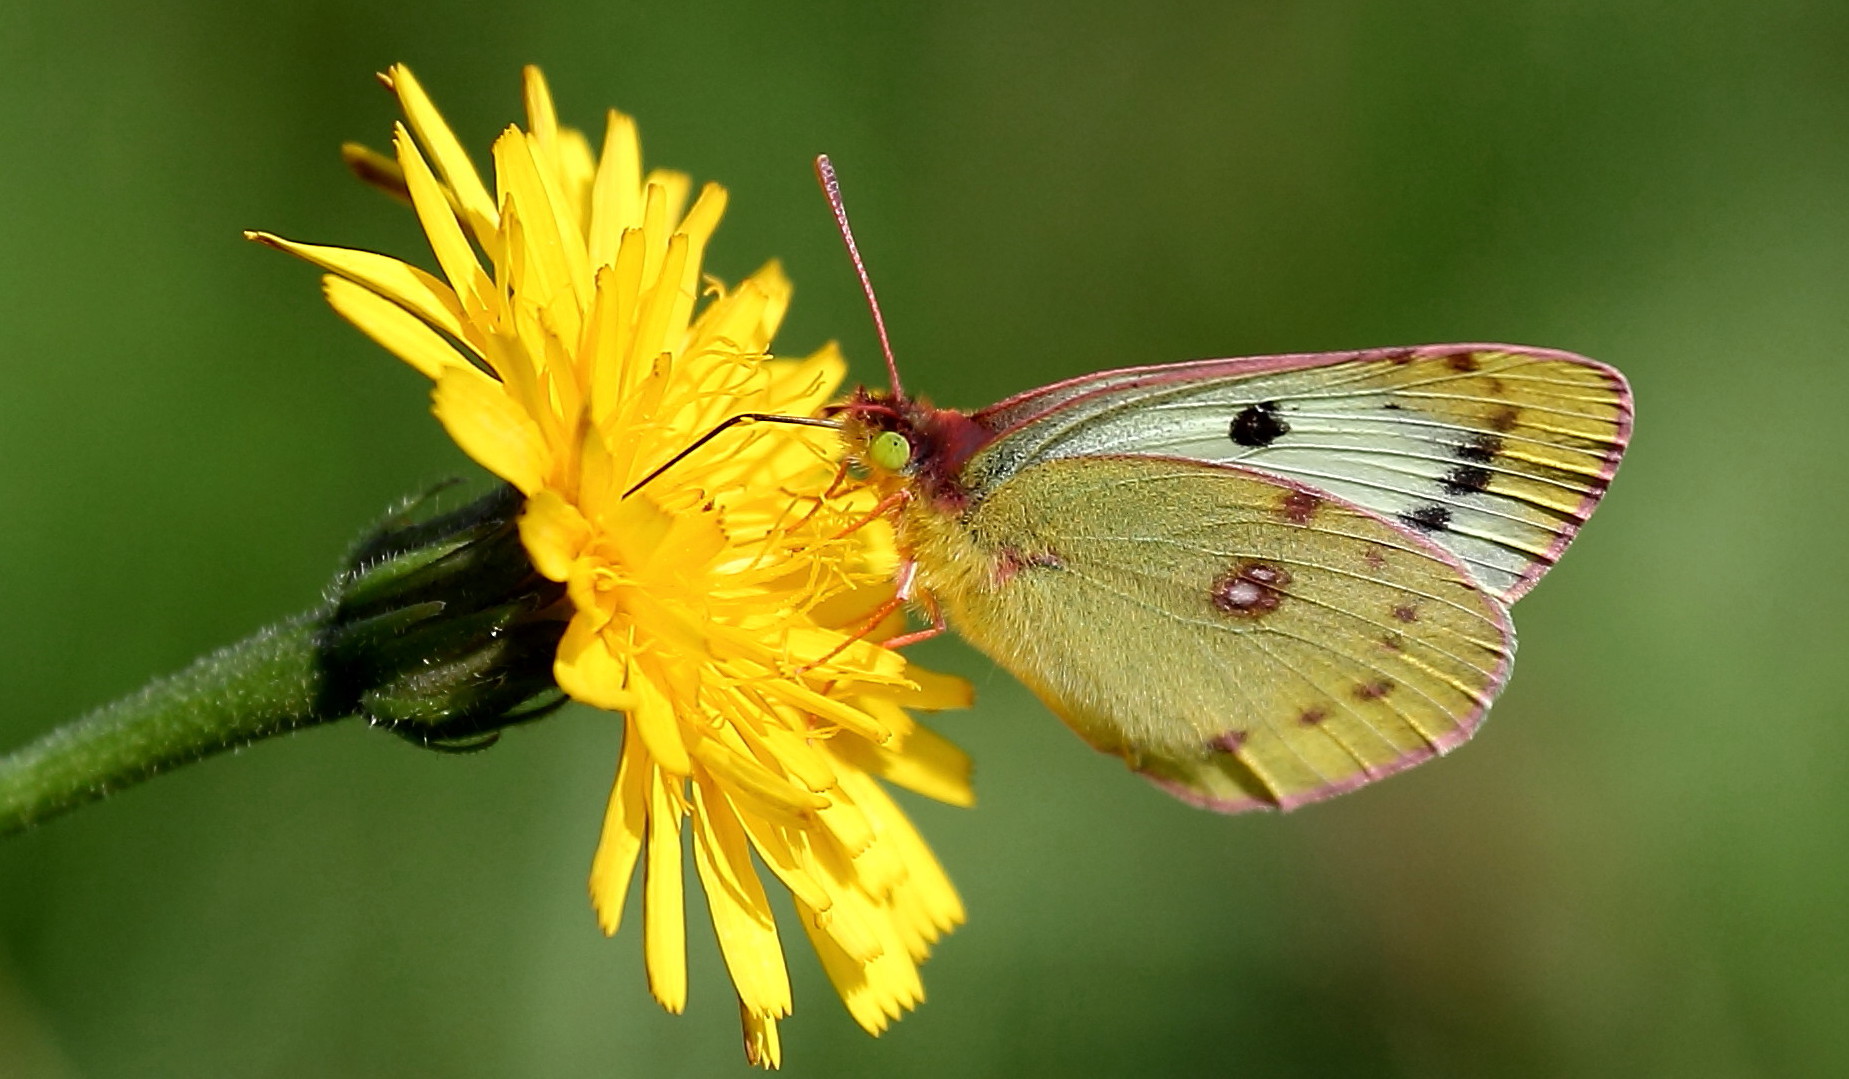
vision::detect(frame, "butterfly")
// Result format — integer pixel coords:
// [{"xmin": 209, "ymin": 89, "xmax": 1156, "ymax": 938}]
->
[{"xmin": 810, "ymin": 156, "xmax": 1631, "ymax": 813}]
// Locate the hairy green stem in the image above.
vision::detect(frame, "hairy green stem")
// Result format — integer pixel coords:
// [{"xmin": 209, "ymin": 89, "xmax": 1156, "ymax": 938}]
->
[
  {"xmin": 0, "ymin": 612, "xmax": 345, "ymax": 836},
  {"xmin": 0, "ymin": 483, "xmax": 566, "ymax": 839}
]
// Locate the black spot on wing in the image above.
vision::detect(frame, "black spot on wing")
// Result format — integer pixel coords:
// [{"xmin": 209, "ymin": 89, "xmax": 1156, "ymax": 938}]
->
[
  {"xmin": 1400, "ymin": 505, "xmax": 1451, "ymax": 533},
  {"xmin": 1442, "ymin": 465, "xmax": 1492, "ymax": 496},
  {"xmin": 1456, "ymin": 434, "xmax": 1502, "ymax": 463},
  {"xmin": 1229, "ymin": 402, "xmax": 1290, "ymax": 447}
]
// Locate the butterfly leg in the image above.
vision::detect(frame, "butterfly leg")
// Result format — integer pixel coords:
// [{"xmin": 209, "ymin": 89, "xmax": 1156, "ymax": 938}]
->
[
  {"xmin": 797, "ymin": 560, "xmax": 941, "ymax": 669},
  {"xmin": 830, "ymin": 488, "xmax": 910, "ymax": 541},
  {"xmin": 895, "ymin": 556, "xmax": 919, "ymax": 600},
  {"xmin": 799, "ymin": 596, "xmax": 903, "ymax": 671},
  {"xmin": 821, "ymin": 459, "xmax": 858, "ymax": 499},
  {"xmin": 782, "ymin": 460, "xmax": 860, "ymax": 535},
  {"xmin": 879, "ymin": 585, "xmax": 947, "ymax": 649}
]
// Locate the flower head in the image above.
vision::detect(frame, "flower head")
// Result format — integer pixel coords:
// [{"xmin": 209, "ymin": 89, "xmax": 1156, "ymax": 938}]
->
[{"xmin": 250, "ymin": 64, "xmax": 972, "ymax": 1067}]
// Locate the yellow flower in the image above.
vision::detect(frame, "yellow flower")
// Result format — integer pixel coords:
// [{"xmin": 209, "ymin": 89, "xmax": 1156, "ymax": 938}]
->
[{"xmin": 249, "ymin": 64, "xmax": 972, "ymax": 1068}]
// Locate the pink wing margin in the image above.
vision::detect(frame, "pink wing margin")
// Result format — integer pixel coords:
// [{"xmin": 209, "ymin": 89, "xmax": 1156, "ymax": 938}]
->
[{"xmin": 973, "ymin": 343, "xmax": 1635, "ymax": 605}]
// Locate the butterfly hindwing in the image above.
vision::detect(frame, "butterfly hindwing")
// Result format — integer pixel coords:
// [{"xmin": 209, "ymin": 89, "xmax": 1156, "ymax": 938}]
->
[
  {"xmin": 967, "ymin": 345, "xmax": 1632, "ymax": 602},
  {"xmin": 911, "ymin": 455, "xmax": 1516, "ymax": 811}
]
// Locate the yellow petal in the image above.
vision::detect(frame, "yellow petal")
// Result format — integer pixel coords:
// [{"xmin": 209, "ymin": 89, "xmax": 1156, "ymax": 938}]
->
[
  {"xmin": 757, "ymin": 678, "xmax": 894, "ymax": 745},
  {"xmin": 687, "ymin": 267, "xmax": 777, "ymax": 359},
  {"xmin": 572, "ymin": 411, "xmax": 617, "ymax": 512},
  {"xmin": 840, "ymin": 768, "xmax": 965, "ymax": 940},
  {"xmin": 629, "ymin": 664, "xmax": 693, "ymax": 777},
  {"xmin": 645, "ymin": 168, "xmax": 691, "ymax": 228},
  {"xmin": 518, "ymin": 488, "xmax": 591, "ymax": 581},
  {"xmin": 386, "ymin": 64, "xmax": 499, "ymax": 245},
  {"xmin": 690, "ymin": 780, "xmax": 792, "ymax": 1019},
  {"xmin": 321, "ymin": 275, "xmax": 472, "ymax": 381},
  {"xmin": 471, "ymin": 275, "xmax": 546, "ymax": 416},
  {"xmin": 806, "ymin": 583, "xmax": 904, "ymax": 639},
  {"xmin": 634, "ymin": 182, "xmax": 673, "ymax": 296},
  {"xmin": 555, "ymin": 128, "xmax": 599, "ymax": 226},
  {"xmin": 837, "ymin": 724, "xmax": 974, "ymax": 809},
  {"xmin": 812, "ymin": 788, "xmax": 873, "ymax": 861},
  {"xmin": 589, "ymin": 717, "xmax": 649, "ymax": 934},
  {"xmin": 431, "ymin": 366, "xmax": 548, "ymax": 494},
  {"xmin": 395, "ymin": 122, "xmax": 488, "ymax": 312},
  {"xmin": 890, "ymin": 666, "xmax": 976, "ymax": 711},
  {"xmin": 521, "ymin": 129, "xmax": 592, "ymax": 303},
  {"xmin": 740, "ymin": 1002, "xmax": 782, "ymax": 1070},
  {"xmin": 619, "ymin": 586, "xmax": 718, "ymax": 666},
  {"xmin": 668, "ymin": 184, "xmax": 727, "ymax": 335},
  {"xmin": 491, "ymin": 128, "xmax": 571, "ymax": 317},
  {"xmin": 678, "ymin": 182, "xmax": 727, "ymax": 250},
  {"xmin": 629, "ymin": 234, "xmax": 690, "ymax": 373},
  {"xmin": 747, "ymin": 723, "xmax": 838, "ymax": 795},
  {"xmin": 796, "ymin": 894, "xmax": 921, "ymax": 1035},
  {"xmin": 588, "ymin": 239, "xmax": 646, "ymax": 427},
  {"xmin": 643, "ymin": 767, "xmax": 688, "ymax": 1013},
  {"xmin": 246, "ymin": 231, "xmax": 467, "ymax": 342},
  {"xmin": 553, "ymin": 615, "xmax": 638, "ymax": 713},
  {"xmin": 735, "ymin": 260, "xmax": 793, "ymax": 345},
  {"xmin": 727, "ymin": 800, "xmax": 832, "ymax": 913},
  {"xmin": 588, "ymin": 110, "xmax": 642, "ymax": 268},
  {"xmin": 691, "ymin": 737, "xmax": 829, "ymax": 819},
  {"xmin": 788, "ymin": 830, "xmax": 885, "ymax": 965},
  {"xmin": 606, "ymin": 494, "xmax": 726, "ymax": 580},
  {"xmin": 521, "ymin": 64, "xmax": 559, "ymax": 147},
  {"xmin": 591, "ymin": 474, "xmax": 671, "ymax": 557},
  {"xmin": 842, "ymin": 694, "xmax": 916, "ymax": 745},
  {"xmin": 761, "ymin": 343, "xmax": 847, "ymax": 415}
]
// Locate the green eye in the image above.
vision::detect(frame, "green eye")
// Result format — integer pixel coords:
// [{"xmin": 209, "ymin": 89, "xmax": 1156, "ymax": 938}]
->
[{"xmin": 870, "ymin": 430, "xmax": 912, "ymax": 472}]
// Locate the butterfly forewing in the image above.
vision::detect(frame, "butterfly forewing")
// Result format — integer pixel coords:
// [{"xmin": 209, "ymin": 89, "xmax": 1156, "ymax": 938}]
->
[
  {"xmin": 968, "ymin": 345, "xmax": 1631, "ymax": 602},
  {"xmin": 914, "ymin": 455, "xmax": 1515, "ymax": 811}
]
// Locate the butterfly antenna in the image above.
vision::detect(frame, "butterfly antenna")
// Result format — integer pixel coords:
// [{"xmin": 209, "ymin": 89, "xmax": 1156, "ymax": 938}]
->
[
  {"xmin": 815, "ymin": 154, "xmax": 904, "ymax": 399},
  {"xmin": 623, "ymin": 412, "xmax": 840, "ymax": 498}
]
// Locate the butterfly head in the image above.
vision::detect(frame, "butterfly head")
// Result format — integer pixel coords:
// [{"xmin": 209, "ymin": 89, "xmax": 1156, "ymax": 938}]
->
[
  {"xmin": 833, "ymin": 387, "xmax": 924, "ymax": 476},
  {"xmin": 832, "ymin": 386, "xmax": 993, "ymax": 510}
]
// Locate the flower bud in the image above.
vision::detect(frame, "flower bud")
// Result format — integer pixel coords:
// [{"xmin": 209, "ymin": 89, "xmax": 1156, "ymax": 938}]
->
[{"xmin": 319, "ymin": 483, "xmax": 568, "ymax": 752}]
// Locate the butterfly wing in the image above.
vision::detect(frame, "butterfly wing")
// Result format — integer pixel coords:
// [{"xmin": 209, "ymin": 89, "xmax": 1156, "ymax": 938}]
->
[
  {"xmin": 967, "ymin": 344, "xmax": 1632, "ymax": 602},
  {"xmin": 911, "ymin": 454, "xmax": 1515, "ymax": 811}
]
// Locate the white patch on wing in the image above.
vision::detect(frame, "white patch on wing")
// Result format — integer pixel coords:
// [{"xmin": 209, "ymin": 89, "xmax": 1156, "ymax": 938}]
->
[{"xmin": 973, "ymin": 350, "xmax": 1628, "ymax": 602}]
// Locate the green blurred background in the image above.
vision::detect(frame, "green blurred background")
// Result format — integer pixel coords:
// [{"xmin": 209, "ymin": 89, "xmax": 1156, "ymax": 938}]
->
[{"xmin": 0, "ymin": 2, "xmax": 1843, "ymax": 1076}]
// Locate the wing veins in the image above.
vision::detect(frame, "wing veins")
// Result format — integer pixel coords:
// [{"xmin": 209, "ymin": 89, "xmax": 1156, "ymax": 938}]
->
[
  {"xmin": 1071, "ymin": 549, "xmax": 1509, "ymax": 679},
  {"xmin": 1142, "ymin": 437, "xmax": 1610, "ymax": 501},
  {"xmin": 1226, "ymin": 461, "xmax": 1586, "ymax": 530},
  {"xmin": 1072, "ymin": 532, "xmax": 1508, "ymax": 621},
  {"xmin": 1054, "ymin": 561, "xmax": 1350, "ymax": 794},
  {"xmin": 1239, "ymin": 630, "xmax": 1424, "ymax": 769}
]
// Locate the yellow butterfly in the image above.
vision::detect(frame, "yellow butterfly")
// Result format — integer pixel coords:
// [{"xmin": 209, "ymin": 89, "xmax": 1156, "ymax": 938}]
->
[{"xmin": 818, "ymin": 157, "xmax": 1632, "ymax": 813}]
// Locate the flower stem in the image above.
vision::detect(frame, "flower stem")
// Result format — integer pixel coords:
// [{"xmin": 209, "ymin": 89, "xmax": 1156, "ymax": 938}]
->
[
  {"xmin": 0, "ymin": 482, "xmax": 568, "ymax": 838},
  {"xmin": 0, "ymin": 611, "xmax": 344, "ymax": 836}
]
